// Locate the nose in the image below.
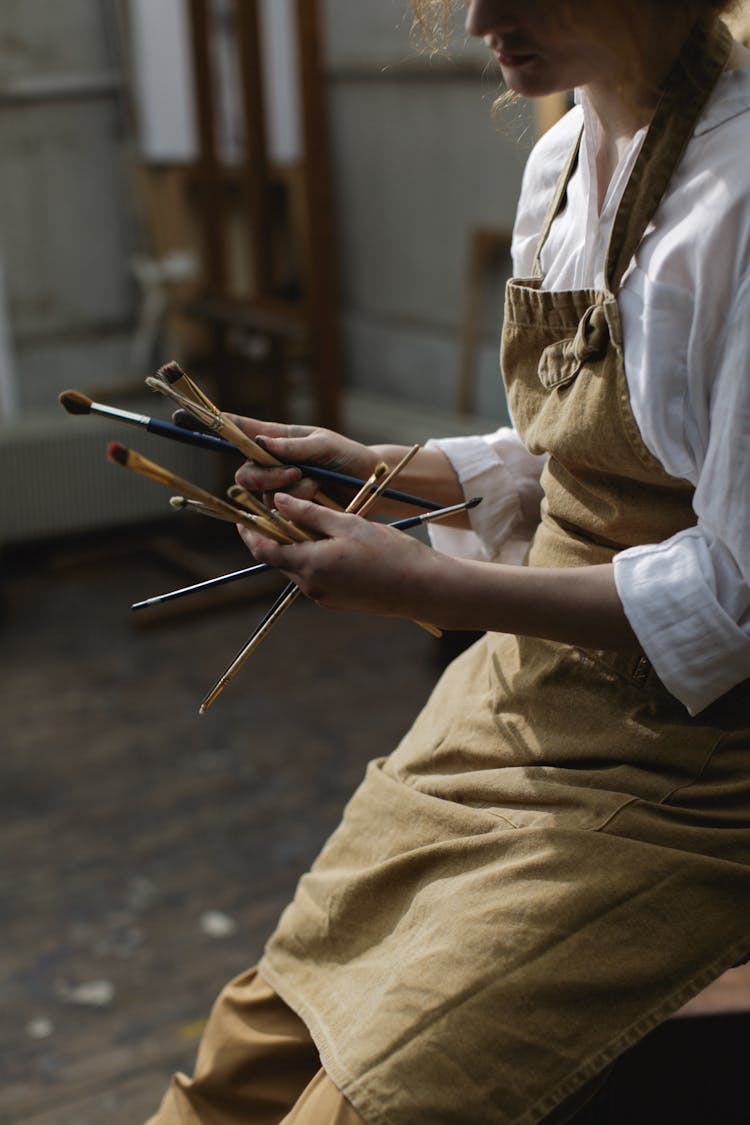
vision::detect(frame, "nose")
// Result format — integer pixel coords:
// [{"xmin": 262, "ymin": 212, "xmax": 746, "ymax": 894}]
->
[{"xmin": 464, "ymin": 0, "xmax": 513, "ymax": 39}]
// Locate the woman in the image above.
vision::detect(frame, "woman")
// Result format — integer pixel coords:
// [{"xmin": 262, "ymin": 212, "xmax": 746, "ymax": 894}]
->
[{"xmin": 148, "ymin": 2, "xmax": 750, "ymax": 1122}]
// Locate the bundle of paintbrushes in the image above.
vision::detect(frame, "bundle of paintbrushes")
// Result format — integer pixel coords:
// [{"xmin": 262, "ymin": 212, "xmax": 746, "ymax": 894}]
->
[{"xmin": 59, "ymin": 362, "xmax": 482, "ymax": 711}]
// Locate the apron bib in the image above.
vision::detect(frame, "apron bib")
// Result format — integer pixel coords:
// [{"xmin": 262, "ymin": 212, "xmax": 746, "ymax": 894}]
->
[{"xmin": 261, "ymin": 17, "xmax": 750, "ymax": 1125}]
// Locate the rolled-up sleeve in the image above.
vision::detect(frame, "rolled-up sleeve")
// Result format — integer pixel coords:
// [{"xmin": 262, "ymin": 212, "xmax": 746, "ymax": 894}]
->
[
  {"xmin": 614, "ymin": 277, "xmax": 750, "ymax": 715},
  {"xmin": 424, "ymin": 428, "xmax": 545, "ymax": 564}
]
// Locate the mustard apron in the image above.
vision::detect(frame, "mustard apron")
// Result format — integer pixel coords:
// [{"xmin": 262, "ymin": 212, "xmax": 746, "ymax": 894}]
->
[{"xmin": 260, "ymin": 17, "xmax": 750, "ymax": 1125}]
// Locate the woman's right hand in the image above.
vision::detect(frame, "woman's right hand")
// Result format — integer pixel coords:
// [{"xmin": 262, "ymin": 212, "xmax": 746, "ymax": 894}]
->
[{"xmin": 227, "ymin": 415, "xmax": 379, "ymax": 504}]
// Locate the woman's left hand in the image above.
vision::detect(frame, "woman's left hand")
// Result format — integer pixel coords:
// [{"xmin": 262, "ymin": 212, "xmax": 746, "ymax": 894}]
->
[
  {"xmin": 239, "ymin": 494, "xmax": 639, "ymax": 649},
  {"xmin": 238, "ymin": 492, "xmax": 447, "ymax": 620}
]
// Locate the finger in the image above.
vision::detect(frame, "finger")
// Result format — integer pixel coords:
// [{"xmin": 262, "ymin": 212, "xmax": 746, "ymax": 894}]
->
[
  {"xmin": 252, "ymin": 430, "xmax": 344, "ymax": 470},
  {"xmin": 235, "ymin": 461, "xmax": 302, "ymax": 493},
  {"xmin": 261, "ymin": 475, "xmax": 322, "ymax": 507},
  {"xmin": 236, "ymin": 523, "xmax": 299, "ymax": 567},
  {"xmin": 225, "ymin": 414, "xmax": 310, "ymax": 441},
  {"xmin": 272, "ymin": 492, "xmax": 354, "ymax": 537}
]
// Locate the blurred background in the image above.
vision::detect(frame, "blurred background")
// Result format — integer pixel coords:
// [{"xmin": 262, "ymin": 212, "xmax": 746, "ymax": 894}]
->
[
  {"xmin": 0, "ymin": 0, "xmax": 538, "ymax": 552},
  {"xmin": 1, "ymin": 2, "xmax": 749, "ymax": 1122}
]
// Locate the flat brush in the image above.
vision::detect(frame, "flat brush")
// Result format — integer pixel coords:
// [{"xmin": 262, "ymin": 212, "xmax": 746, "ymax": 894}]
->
[
  {"xmin": 157, "ymin": 360, "xmax": 218, "ymax": 417},
  {"xmin": 154, "ymin": 362, "xmax": 344, "ymax": 512},
  {"xmin": 59, "ymin": 387, "xmax": 443, "ymax": 511},
  {"xmin": 130, "ymin": 496, "xmax": 483, "ymax": 612}
]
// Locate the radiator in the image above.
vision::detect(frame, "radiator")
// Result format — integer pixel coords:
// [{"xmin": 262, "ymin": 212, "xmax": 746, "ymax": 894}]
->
[{"xmin": 0, "ymin": 410, "xmax": 224, "ymax": 546}]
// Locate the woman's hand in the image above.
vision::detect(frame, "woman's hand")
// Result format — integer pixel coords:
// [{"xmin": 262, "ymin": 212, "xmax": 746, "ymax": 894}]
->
[
  {"xmin": 228, "ymin": 415, "xmax": 379, "ymax": 505},
  {"xmin": 238, "ymin": 494, "xmax": 638, "ymax": 648},
  {"xmin": 237, "ymin": 492, "xmax": 448, "ymax": 619}
]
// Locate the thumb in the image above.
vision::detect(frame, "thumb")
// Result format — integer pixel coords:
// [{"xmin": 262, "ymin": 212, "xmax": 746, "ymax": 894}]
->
[
  {"xmin": 256, "ymin": 430, "xmax": 337, "ymax": 467},
  {"xmin": 224, "ymin": 414, "xmax": 293, "ymax": 441}
]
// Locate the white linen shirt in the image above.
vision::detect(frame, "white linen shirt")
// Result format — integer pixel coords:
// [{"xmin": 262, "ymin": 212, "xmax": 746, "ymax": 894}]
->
[{"xmin": 428, "ymin": 61, "xmax": 750, "ymax": 714}]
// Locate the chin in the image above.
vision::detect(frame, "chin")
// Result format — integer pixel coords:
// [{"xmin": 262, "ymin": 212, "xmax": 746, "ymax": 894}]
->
[
  {"xmin": 500, "ymin": 62, "xmax": 572, "ymax": 101},
  {"xmin": 508, "ymin": 78, "xmax": 566, "ymax": 99}
]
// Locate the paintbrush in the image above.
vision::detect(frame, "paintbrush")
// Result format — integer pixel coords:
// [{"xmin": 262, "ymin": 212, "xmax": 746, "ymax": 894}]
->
[
  {"xmin": 169, "ymin": 496, "xmax": 229, "ymax": 521},
  {"xmin": 199, "ymin": 459, "xmax": 448, "ymax": 713},
  {"xmin": 58, "ymin": 387, "xmax": 444, "ymax": 511},
  {"xmin": 168, "ymin": 496, "xmax": 309, "ymax": 544},
  {"xmin": 151, "ymin": 362, "xmax": 345, "ymax": 511},
  {"xmin": 198, "ymin": 462, "xmax": 390, "ymax": 713},
  {"xmin": 131, "ymin": 562, "xmax": 273, "ymax": 611},
  {"xmin": 227, "ymin": 485, "xmax": 314, "ymax": 543},
  {"xmin": 350, "ymin": 446, "xmax": 442, "ymax": 640},
  {"xmin": 131, "ymin": 496, "xmax": 483, "ymax": 612},
  {"xmin": 58, "ymin": 389, "xmax": 232, "ymax": 452},
  {"xmin": 106, "ymin": 442, "xmax": 294, "ymax": 543},
  {"xmin": 388, "ymin": 494, "xmax": 481, "ymax": 532},
  {"xmin": 177, "ymin": 482, "xmax": 314, "ymax": 544},
  {"xmin": 355, "ymin": 445, "xmax": 421, "ymax": 519}
]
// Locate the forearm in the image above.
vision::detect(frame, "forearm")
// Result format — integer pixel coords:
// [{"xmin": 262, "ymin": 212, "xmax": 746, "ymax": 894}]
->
[
  {"xmin": 415, "ymin": 555, "xmax": 638, "ymax": 650},
  {"xmin": 242, "ymin": 494, "xmax": 636, "ymax": 651}
]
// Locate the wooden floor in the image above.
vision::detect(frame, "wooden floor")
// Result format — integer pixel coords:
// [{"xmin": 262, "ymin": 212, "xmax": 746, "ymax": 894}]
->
[
  {"xmin": 1, "ymin": 520, "xmax": 749, "ymax": 1124},
  {"xmin": 0, "ymin": 520, "xmax": 444, "ymax": 1123}
]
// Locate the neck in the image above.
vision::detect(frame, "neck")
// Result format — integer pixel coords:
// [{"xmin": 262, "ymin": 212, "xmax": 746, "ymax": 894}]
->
[{"xmin": 583, "ymin": 6, "xmax": 706, "ymax": 202}]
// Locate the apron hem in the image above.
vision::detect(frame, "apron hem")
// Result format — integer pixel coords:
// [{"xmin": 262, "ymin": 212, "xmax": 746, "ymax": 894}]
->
[{"xmin": 263, "ymin": 932, "xmax": 750, "ymax": 1125}]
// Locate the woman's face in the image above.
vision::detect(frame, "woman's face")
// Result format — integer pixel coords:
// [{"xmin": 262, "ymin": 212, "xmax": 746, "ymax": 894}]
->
[{"xmin": 463, "ymin": 0, "xmax": 633, "ymax": 98}]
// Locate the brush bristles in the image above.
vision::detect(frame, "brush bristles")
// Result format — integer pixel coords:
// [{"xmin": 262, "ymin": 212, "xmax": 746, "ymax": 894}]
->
[
  {"xmin": 157, "ymin": 360, "xmax": 218, "ymax": 416},
  {"xmin": 58, "ymin": 389, "xmax": 93, "ymax": 415},
  {"xmin": 158, "ymin": 361, "xmax": 187, "ymax": 385},
  {"xmin": 107, "ymin": 441, "xmax": 128, "ymax": 466}
]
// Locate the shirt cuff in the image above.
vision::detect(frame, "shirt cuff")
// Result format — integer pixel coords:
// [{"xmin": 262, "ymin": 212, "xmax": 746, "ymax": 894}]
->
[
  {"xmin": 614, "ymin": 533, "xmax": 750, "ymax": 715},
  {"xmin": 423, "ymin": 434, "xmax": 532, "ymax": 563}
]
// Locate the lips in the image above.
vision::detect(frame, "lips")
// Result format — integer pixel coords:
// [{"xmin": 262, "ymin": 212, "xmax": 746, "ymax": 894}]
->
[{"xmin": 496, "ymin": 47, "xmax": 537, "ymax": 67}]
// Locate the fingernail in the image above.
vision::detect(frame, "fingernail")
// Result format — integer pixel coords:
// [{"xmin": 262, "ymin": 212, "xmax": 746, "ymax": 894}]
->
[{"xmin": 255, "ymin": 435, "xmax": 268, "ymax": 450}]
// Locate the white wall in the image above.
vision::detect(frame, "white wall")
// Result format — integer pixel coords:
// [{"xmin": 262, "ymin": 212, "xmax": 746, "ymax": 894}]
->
[
  {"xmin": 323, "ymin": 0, "xmax": 532, "ymax": 423},
  {"xmin": 0, "ymin": 1, "xmax": 531, "ymax": 425},
  {"xmin": 0, "ymin": 0, "xmax": 137, "ymax": 413}
]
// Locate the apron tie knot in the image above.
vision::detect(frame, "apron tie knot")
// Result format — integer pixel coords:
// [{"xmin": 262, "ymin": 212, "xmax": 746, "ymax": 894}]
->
[
  {"xmin": 537, "ymin": 302, "xmax": 610, "ymax": 389},
  {"xmin": 574, "ymin": 302, "xmax": 609, "ymax": 362}
]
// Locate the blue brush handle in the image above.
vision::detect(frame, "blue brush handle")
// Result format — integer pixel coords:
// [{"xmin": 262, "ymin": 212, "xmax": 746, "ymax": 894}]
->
[{"xmin": 151, "ymin": 416, "xmax": 442, "ymax": 511}]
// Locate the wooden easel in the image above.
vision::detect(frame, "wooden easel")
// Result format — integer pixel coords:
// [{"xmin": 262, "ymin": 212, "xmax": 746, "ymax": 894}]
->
[{"xmin": 162, "ymin": 0, "xmax": 344, "ymax": 429}]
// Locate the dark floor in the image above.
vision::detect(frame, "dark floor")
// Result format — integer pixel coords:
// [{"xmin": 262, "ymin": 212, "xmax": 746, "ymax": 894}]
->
[
  {"xmin": 0, "ymin": 519, "xmax": 445, "ymax": 1123},
  {"xmin": 1, "ymin": 520, "xmax": 749, "ymax": 1124}
]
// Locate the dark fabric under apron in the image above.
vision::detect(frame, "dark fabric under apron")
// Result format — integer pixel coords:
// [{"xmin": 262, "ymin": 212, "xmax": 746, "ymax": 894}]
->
[{"xmin": 260, "ymin": 16, "xmax": 750, "ymax": 1125}]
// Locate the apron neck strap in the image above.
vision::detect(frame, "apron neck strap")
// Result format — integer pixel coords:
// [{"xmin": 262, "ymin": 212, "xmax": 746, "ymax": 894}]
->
[
  {"xmin": 605, "ymin": 14, "xmax": 732, "ymax": 293},
  {"xmin": 532, "ymin": 15, "xmax": 733, "ymax": 290},
  {"xmin": 531, "ymin": 129, "xmax": 582, "ymax": 280}
]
